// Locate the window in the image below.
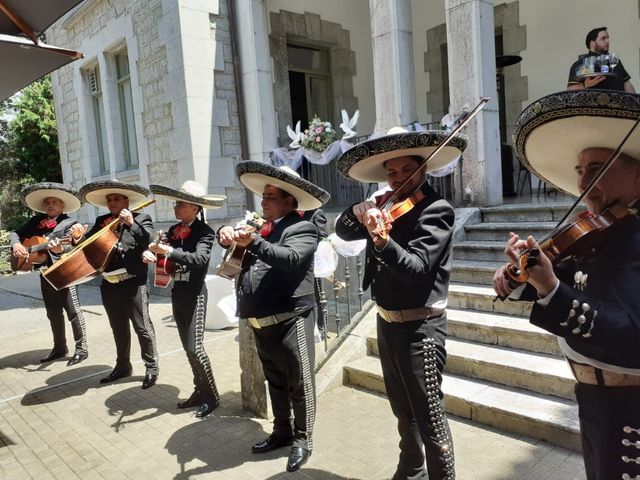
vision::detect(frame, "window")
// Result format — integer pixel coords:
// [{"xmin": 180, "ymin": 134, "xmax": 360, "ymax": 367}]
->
[
  {"xmin": 88, "ymin": 66, "xmax": 109, "ymax": 174},
  {"xmin": 116, "ymin": 51, "xmax": 138, "ymax": 168}
]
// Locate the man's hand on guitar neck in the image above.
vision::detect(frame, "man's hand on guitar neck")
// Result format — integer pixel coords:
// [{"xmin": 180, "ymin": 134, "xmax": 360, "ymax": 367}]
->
[
  {"xmin": 142, "ymin": 250, "xmax": 157, "ymax": 264},
  {"xmin": 47, "ymin": 237, "xmax": 64, "ymax": 254},
  {"xmin": 218, "ymin": 225, "xmax": 255, "ymax": 248}
]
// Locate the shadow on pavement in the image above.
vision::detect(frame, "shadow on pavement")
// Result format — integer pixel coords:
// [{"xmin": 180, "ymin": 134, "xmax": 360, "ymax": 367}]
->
[
  {"xmin": 20, "ymin": 364, "xmax": 112, "ymax": 405},
  {"xmin": 0, "ymin": 349, "xmax": 52, "ymax": 370},
  {"xmin": 263, "ymin": 470, "xmax": 363, "ymax": 480},
  {"xmin": 105, "ymin": 383, "xmax": 181, "ymax": 432},
  {"xmin": 165, "ymin": 393, "xmax": 266, "ymax": 480}
]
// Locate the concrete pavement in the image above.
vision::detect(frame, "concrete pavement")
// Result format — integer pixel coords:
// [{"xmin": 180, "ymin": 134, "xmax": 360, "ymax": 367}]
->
[{"xmin": 0, "ymin": 272, "xmax": 584, "ymax": 479}]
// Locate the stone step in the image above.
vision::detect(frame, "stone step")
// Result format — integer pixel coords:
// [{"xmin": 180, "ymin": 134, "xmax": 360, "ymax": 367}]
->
[
  {"xmin": 366, "ymin": 335, "xmax": 573, "ymax": 400},
  {"xmin": 448, "ymin": 283, "xmax": 533, "ymax": 317},
  {"xmin": 344, "ymin": 356, "xmax": 581, "ymax": 452},
  {"xmin": 450, "ymin": 259, "xmax": 502, "ymax": 284},
  {"xmin": 446, "ymin": 308, "xmax": 562, "ymax": 356},
  {"xmin": 453, "ymin": 241, "xmax": 511, "ymax": 262},
  {"xmin": 480, "ymin": 203, "xmax": 576, "ymax": 223},
  {"xmin": 464, "ymin": 222, "xmax": 556, "ymax": 241}
]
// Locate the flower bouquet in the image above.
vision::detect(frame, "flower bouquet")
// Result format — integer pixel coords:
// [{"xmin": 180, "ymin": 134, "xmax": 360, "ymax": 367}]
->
[{"xmin": 301, "ymin": 115, "xmax": 336, "ymax": 152}]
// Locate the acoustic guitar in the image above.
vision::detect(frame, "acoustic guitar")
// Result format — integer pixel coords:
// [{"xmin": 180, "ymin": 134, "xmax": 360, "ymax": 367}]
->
[
  {"xmin": 11, "ymin": 232, "xmax": 68, "ymax": 272},
  {"xmin": 153, "ymin": 230, "xmax": 176, "ymax": 288},
  {"xmin": 217, "ymin": 214, "xmax": 264, "ymax": 280}
]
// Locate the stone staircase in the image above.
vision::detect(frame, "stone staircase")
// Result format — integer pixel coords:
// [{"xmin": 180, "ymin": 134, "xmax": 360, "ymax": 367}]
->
[{"xmin": 341, "ymin": 203, "xmax": 583, "ymax": 452}]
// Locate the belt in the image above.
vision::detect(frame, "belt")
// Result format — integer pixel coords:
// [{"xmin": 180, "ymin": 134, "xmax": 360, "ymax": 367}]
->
[
  {"xmin": 102, "ymin": 271, "xmax": 134, "ymax": 284},
  {"xmin": 377, "ymin": 306, "xmax": 445, "ymax": 323},
  {"xmin": 568, "ymin": 360, "xmax": 640, "ymax": 387},
  {"xmin": 243, "ymin": 311, "xmax": 301, "ymax": 329},
  {"xmin": 174, "ymin": 272, "xmax": 191, "ymax": 282}
]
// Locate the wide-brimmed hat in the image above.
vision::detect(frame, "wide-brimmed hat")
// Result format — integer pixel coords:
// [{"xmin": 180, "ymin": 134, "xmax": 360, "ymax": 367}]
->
[
  {"xmin": 513, "ymin": 90, "xmax": 640, "ymax": 196},
  {"xmin": 337, "ymin": 127, "xmax": 468, "ymax": 182},
  {"xmin": 79, "ymin": 180, "xmax": 150, "ymax": 208},
  {"xmin": 21, "ymin": 182, "xmax": 82, "ymax": 214},
  {"xmin": 150, "ymin": 181, "xmax": 226, "ymax": 209},
  {"xmin": 235, "ymin": 161, "xmax": 330, "ymax": 211}
]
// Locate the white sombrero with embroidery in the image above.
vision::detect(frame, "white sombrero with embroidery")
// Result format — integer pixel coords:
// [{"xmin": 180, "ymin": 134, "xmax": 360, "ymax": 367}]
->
[
  {"xmin": 79, "ymin": 180, "xmax": 150, "ymax": 208},
  {"xmin": 235, "ymin": 161, "xmax": 330, "ymax": 211},
  {"xmin": 337, "ymin": 126, "xmax": 468, "ymax": 182},
  {"xmin": 513, "ymin": 89, "xmax": 640, "ymax": 196},
  {"xmin": 21, "ymin": 182, "xmax": 82, "ymax": 213},
  {"xmin": 150, "ymin": 181, "xmax": 226, "ymax": 209}
]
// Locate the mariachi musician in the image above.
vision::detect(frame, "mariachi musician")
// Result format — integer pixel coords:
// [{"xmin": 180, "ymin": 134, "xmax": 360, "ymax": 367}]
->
[
  {"xmin": 335, "ymin": 127, "xmax": 467, "ymax": 480},
  {"xmin": 10, "ymin": 183, "xmax": 89, "ymax": 366},
  {"xmin": 142, "ymin": 181, "xmax": 226, "ymax": 418},
  {"xmin": 75, "ymin": 181, "xmax": 159, "ymax": 389},
  {"xmin": 218, "ymin": 162, "xmax": 329, "ymax": 473},
  {"xmin": 492, "ymin": 90, "xmax": 640, "ymax": 479}
]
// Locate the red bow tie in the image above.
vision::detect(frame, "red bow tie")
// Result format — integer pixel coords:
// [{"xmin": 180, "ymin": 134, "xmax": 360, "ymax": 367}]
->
[
  {"xmin": 172, "ymin": 224, "xmax": 191, "ymax": 241},
  {"xmin": 100, "ymin": 216, "xmax": 116, "ymax": 228},
  {"xmin": 38, "ymin": 218, "xmax": 57, "ymax": 230},
  {"xmin": 259, "ymin": 221, "xmax": 274, "ymax": 237}
]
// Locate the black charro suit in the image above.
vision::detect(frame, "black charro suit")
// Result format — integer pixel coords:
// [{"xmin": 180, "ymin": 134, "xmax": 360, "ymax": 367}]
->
[
  {"xmin": 514, "ymin": 210, "xmax": 640, "ymax": 479},
  {"xmin": 234, "ymin": 211, "xmax": 317, "ymax": 451},
  {"xmin": 11, "ymin": 214, "xmax": 88, "ymax": 356},
  {"xmin": 165, "ymin": 219, "xmax": 220, "ymax": 404},
  {"xmin": 336, "ymin": 183, "xmax": 456, "ymax": 480},
  {"xmin": 84, "ymin": 212, "xmax": 158, "ymax": 375}
]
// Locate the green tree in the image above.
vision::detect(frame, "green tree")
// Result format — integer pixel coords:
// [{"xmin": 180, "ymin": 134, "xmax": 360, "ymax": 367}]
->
[
  {"xmin": 9, "ymin": 76, "xmax": 61, "ymax": 182},
  {"xmin": 0, "ymin": 77, "xmax": 59, "ymax": 230}
]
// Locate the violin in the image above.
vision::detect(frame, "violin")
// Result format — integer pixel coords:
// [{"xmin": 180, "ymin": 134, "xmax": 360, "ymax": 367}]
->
[
  {"xmin": 372, "ymin": 189, "xmax": 426, "ymax": 241},
  {"xmin": 503, "ymin": 202, "xmax": 632, "ymax": 287}
]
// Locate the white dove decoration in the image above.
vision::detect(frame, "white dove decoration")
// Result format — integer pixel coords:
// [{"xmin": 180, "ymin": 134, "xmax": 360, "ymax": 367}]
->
[
  {"xmin": 286, "ymin": 120, "xmax": 302, "ymax": 149},
  {"xmin": 340, "ymin": 109, "xmax": 360, "ymax": 139}
]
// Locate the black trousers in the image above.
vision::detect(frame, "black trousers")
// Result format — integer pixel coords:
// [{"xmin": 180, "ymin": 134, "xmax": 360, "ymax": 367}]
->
[
  {"xmin": 172, "ymin": 282, "xmax": 219, "ymax": 402},
  {"xmin": 253, "ymin": 310, "xmax": 316, "ymax": 451},
  {"xmin": 377, "ymin": 314, "xmax": 455, "ymax": 480},
  {"xmin": 100, "ymin": 278, "xmax": 158, "ymax": 375},
  {"xmin": 40, "ymin": 275, "xmax": 88, "ymax": 354},
  {"xmin": 576, "ymin": 382, "xmax": 640, "ymax": 479}
]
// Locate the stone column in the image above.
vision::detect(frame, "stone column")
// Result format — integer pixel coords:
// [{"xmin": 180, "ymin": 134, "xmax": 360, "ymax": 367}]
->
[
  {"xmin": 445, "ymin": 0, "xmax": 502, "ymax": 206},
  {"xmin": 232, "ymin": 0, "xmax": 275, "ymax": 418},
  {"xmin": 369, "ymin": 0, "xmax": 416, "ymax": 133}
]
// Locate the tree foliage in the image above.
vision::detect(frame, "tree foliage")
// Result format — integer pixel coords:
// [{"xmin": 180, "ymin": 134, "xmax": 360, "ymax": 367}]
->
[{"xmin": 0, "ymin": 76, "xmax": 60, "ymax": 230}]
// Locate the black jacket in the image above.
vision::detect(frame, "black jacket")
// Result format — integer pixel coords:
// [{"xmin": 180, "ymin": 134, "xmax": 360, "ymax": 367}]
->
[
  {"xmin": 166, "ymin": 219, "xmax": 215, "ymax": 287},
  {"xmin": 11, "ymin": 213, "xmax": 78, "ymax": 267},
  {"xmin": 527, "ymin": 213, "xmax": 640, "ymax": 369},
  {"xmin": 235, "ymin": 211, "xmax": 317, "ymax": 318},
  {"xmin": 335, "ymin": 183, "xmax": 454, "ymax": 310},
  {"xmin": 84, "ymin": 212, "xmax": 154, "ymax": 279}
]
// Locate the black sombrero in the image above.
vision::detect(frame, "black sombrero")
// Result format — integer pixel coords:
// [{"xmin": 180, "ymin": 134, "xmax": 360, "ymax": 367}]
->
[
  {"xmin": 513, "ymin": 90, "xmax": 640, "ymax": 196},
  {"xmin": 337, "ymin": 126, "xmax": 468, "ymax": 182},
  {"xmin": 150, "ymin": 181, "xmax": 226, "ymax": 209},
  {"xmin": 235, "ymin": 161, "xmax": 330, "ymax": 211},
  {"xmin": 79, "ymin": 180, "xmax": 150, "ymax": 208},
  {"xmin": 21, "ymin": 182, "xmax": 82, "ymax": 214}
]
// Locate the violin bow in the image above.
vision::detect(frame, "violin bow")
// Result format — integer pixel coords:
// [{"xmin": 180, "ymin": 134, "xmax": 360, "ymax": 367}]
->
[
  {"xmin": 544, "ymin": 113, "xmax": 640, "ymax": 241},
  {"xmin": 380, "ymin": 97, "xmax": 490, "ymax": 210}
]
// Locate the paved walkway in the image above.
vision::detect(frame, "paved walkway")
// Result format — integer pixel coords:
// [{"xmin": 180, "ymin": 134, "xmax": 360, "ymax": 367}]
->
[{"xmin": 0, "ymin": 273, "xmax": 585, "ymax": 479}]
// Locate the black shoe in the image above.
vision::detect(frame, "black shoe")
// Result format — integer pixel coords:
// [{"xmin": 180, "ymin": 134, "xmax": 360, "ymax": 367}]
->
[
  {"xmin": 177, "ymin": 390, "xmax": 202, "ymax": 409},
  {"xmin": 251, "ymin": 434, "xmax": 293, "ymax": 454},
  {"xmin": 40, "ymin": 348, "xmax": 68, "ymax": 363},
  {"xmin": 141, "ymin": 374, "xmax": 157, "ymax": 390},
  {"xmin": 99, "ymin": 368, "xmax": 132, "ymax": 384},
  {"xmin": 195, "ymin": 398, "xmax": 219, "ymax": 418},
  {"xmin": 66, "ymin": 352, "xmax": 88, "ymax": 366},
  {"xmin": 286, "ymin": 447, "xmax": 311, "ymax": 472}
]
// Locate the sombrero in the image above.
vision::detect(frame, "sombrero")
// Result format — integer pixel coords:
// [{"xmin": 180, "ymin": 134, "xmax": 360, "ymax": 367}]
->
[
  {"xmin": 513, "ymin": 90, "xmax": 640, "ymax": 196},
  {"xmin": 79, "ymin": 180, "xmax": 150, "ymax": 208},
  {"xmin": 150, "ymin": 181, "xmax": 226, "ymax": 209},
  {"xmin": 235, "ymin": 161, "xmax": 330, "ymax": 211},
  {"xmin": 21, "ymin": 182, "xmax": 82, "ymax": 214},
  {"xmin": 337, "ymin": 127, "xmax": 468, "ymax": 182}
]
